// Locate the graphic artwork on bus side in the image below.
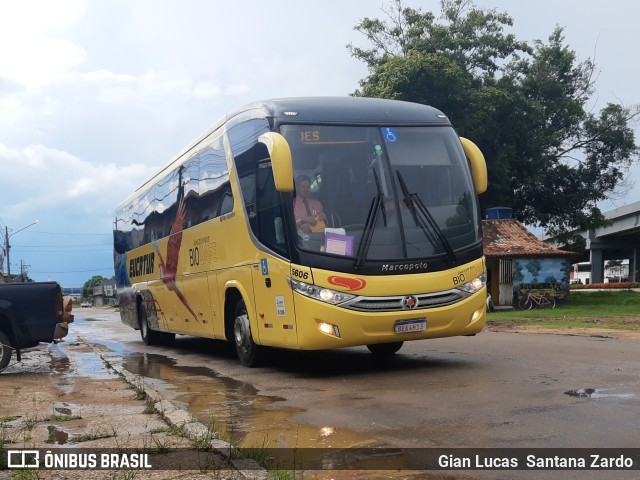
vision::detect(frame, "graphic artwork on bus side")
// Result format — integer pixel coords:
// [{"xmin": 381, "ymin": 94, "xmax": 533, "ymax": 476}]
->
[{"xmin": 152, "ymin": 197, "xmax": 198, "ymax": 321}]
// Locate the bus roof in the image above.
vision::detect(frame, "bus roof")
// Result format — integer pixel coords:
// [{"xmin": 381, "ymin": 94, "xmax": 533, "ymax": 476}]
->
[
  {"xmin": 118, "ymin": 97, "xmax": 451, "ymax": 208},
  {"xmin": 229, "ymin": 96, "xmax": 451, "ymax": 126}
]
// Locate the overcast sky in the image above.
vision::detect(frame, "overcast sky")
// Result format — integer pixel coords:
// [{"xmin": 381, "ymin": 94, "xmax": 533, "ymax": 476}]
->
[{"xmin": 1, "ymin": 0, "xmax": 638, "ymax": 286}]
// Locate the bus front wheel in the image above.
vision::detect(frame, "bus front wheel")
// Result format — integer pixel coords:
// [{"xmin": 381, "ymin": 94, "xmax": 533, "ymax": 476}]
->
[
  {"xmin": 367, "ymin": 341, "xmax": 403, "ymax": 356},
  {"xmin": 233, "ymin": 300, "xmax": 263, "ymax": 367}
]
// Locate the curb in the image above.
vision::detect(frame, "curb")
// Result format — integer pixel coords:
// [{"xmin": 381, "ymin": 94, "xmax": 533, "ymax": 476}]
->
[{"xmin": 94, "ymin": 348, "xmax": 269, "ymax": 480}]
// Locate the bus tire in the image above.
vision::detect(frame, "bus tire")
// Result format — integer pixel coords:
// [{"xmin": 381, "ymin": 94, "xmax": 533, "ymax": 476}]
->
[
  {"xmin": 0, "ymin": 330, "xmax": 13, "ymax": 373},
  {"xmin": 233, "ymin": 300, "xmax": 263, "ymax": 367},
  {"xmin": 367, "ymin": 341, "xmax": 403, "ymax": 356},
  {"xmin": 138, "ymin": 302, "xmax": 161, "ymax": 346}
]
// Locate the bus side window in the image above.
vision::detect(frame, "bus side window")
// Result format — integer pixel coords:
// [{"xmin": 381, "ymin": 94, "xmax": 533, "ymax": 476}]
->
[
  {"xmin": 219, "ymin": 189, "xmax": 233, "ymax": 216},
  {"xmin": 228, "ymin": 118, "xmax": 270, "ymax": 214},
  {"xmin": 229, "ymin": 118, "xmax": 289, "ymax": 255},
  {"xmin": 198, "ymin": 136, "xmax": 231, "ymax": 222},
  {"xmin": 255, "ymin": 161, "xmax": 288, "ymax": 257}
]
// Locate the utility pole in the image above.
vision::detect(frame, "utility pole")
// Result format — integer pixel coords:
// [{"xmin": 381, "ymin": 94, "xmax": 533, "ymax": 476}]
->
[
  {"xmin": 4, "ymin": 220, "xmax": 39, "ymax": 282},
  {"xmin": 20, "ymin": 260, "xmax": 30, "ymax": 282},
  {"xmin": 5, "ymin": 226, "xmax": 10, "ymax": 278}
]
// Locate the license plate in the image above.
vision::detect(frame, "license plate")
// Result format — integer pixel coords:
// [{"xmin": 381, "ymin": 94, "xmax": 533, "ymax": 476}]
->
[{"xmin": 394, "ymin": 318, "xmax": 427, "ymax": 334}]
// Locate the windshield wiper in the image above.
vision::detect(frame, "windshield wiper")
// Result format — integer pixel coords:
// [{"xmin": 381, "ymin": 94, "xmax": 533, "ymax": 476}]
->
[
  {"xmin": 354, "ymin": 167, "xmax": 389, "ymax": 269},
  {"xmin": 372, "ymin": 168, "xmax": 387, "ymax": 226},
  {"xmin": 354, "ymin": 192, "xmax": 384, "ymax": 270},
  {"xmin": 396, "ymin": 170, "xmax": 456, "ymax": 264}
]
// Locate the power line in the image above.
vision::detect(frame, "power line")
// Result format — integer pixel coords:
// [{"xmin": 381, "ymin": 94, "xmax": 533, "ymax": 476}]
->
[
  {"xmin": 11, "ymin": 249, "xmax": 111, "ymax": 253},
  {"xmin": 30, "ymin": 267, "xmax": 114, "ymax": 274},
  {"xmin": 12, "ymin": 243, "xmax": 112, "ymax": 248},
  {"xmin": 28, "ymin": 230, "xmax": 112, "ymax": 236}
]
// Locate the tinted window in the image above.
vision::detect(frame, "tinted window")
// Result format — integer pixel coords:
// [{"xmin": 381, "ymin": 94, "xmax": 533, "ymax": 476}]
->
[
  {"xmin": 228, "ymin": 118, "xmax": 288, "ymax": 256},
  {"xmin": 114, "ymin": 130, "xmax": 231, "ymax": 252}
]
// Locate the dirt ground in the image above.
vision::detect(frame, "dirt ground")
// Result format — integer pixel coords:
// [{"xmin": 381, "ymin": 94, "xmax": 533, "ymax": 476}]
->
[
  {"xmin": 1, "ymin": 320, "xmax": 638, "ymax": 480},
  {"xmin": 0, "ymin": 340, "xmax": 250, "ymax": 480},
  {"xmin": 486, "ymin": 316, "xmax": 640, "ymax": 340}
]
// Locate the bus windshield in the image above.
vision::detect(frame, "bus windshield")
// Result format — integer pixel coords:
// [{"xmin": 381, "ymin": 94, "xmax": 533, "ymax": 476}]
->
[{"xmin": 281, "ymin": 124, "xmax": 481, "ymax": 263}]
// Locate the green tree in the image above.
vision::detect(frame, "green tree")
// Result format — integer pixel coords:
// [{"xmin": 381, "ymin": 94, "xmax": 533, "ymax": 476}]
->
[
  {"xmin": 82, "ymin": 275, "xmax": 108, "ymax": 298},
  {"xmin": 349, "ymin": 0, "xmax": 639, "ymax": 243}
]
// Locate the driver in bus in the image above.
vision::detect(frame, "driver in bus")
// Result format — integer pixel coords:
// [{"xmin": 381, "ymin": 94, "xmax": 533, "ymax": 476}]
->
[{"xmin": 293, "ymin": 174, "xmax": 326, "ymax": 233}]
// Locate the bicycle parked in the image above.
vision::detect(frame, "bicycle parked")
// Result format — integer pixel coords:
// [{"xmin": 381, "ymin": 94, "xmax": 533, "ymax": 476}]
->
[{"xmin": 518, "ymin": 291, "xmax": 556, "ymax": 310}]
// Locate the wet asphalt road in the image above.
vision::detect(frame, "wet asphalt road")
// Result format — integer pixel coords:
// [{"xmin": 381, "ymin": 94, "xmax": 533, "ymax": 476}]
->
[{"xmin": 72, "ymin": 308, "xmax": 639, "ymax": 478}]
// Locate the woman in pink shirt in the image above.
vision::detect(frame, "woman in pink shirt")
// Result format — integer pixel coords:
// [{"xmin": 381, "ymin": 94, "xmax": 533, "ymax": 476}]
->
[{"xmin": 293, "ymin": 175, "xmax": 326, "ymax": 233}]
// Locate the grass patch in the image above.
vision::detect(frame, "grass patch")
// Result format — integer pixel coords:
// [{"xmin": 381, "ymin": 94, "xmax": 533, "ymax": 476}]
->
[
  {"xmin": 166, "ymin": 424, "xmax": 189, "ymax": 438},
  {"xmin": 148, "ymin": 427, "xmax": 170, "ymax": 434},
  {"xmin": 143, "ymin": 398, "xmax": 156, "ymax": 414},
  {"xmin": 70, "ymin": 429, "xmax": 117, "ymax": 444},
  {"xmin": 131, "ymin": 377, "xmax": 147, "ymax": 401},
  {"xmin": 487, "ymin": 291, "xmax": 640, "ymax": 330},
  {"xmin": 45, "ymin": 414, "xmax": 82, "ymax": 422}
]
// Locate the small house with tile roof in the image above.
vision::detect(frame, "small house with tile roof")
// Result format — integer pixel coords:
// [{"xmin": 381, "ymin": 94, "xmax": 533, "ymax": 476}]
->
[{"xmin": 483, "ymin": 219, "xmax": 575, "ymax": 306}]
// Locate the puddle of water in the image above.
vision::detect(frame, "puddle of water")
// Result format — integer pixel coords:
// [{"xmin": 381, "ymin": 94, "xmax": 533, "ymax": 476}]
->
[
  {"xmin": 60, "ymin": 341, "xmax": 423, "ymax": 471},
  {"xmin": 72, "ymin": 318, "xmax": 129, "ymax": 357},
  {"xmin": 47, "ymin": 425, "xmax": 69, "ymax": 445},
  {"xmin": 121, "ymin": 352, "xmax": 386, "ymax": 454},
  {"xmin": 565, "ymin": 388, "xmax": 596, "ymax": 398},
  {"xmin": 47, "ymin": 335, "xmax": 116, "ymax": 379},
  {"xmin": 48, "ymin": 344, "xmax": 71, "ymax": 373},
  {"xmin": 53, "ymin": 402, "xmax": 79, "ymax": 418},
  {"xmin": 74, "ymin": 352, "xmax": 116, "ymax": 378},
  {"xmin": 564, "ymin": 388, "xmax": 636, "ymax": 399},
  {"xmin": 84, "ymin": 333, "xmax": 420, "ymax": 469}
]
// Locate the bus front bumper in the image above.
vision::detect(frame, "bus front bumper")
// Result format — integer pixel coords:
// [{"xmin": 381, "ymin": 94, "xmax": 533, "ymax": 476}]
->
[{"xmin": 292, "ymin": 288, "xmax": 486, "ymax": 350}]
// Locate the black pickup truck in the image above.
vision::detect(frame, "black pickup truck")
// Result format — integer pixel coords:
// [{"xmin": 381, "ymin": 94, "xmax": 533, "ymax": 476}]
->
[{"xmin": 0, "ymin": 282, "xmax": 73, "ymax": 373}]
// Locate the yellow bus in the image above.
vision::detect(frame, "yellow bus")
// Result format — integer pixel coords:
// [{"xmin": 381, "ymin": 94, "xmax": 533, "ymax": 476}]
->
[{"xmin": 113, "ymin": 97, "xmax": 488, "ymax": 366}]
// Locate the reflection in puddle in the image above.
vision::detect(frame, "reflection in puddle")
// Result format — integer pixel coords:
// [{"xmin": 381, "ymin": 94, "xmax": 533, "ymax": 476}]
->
[
  {"xmin": 72, "ymin": 317, "xmax": 426, "ymax": 473},
  {"xmin": 121, "ymin": 353, "xmax": 383, "ymax": 454},
  {"xmin": 53, "ymin": 402, "xmax": 79, "ymax": 418},
  {"xmin": 48, "ymin": 344, "xmax": 71, "ymax": 373},
  {"xmin": 565, "ymin": 388, "xmax": 596, "ymax": 398},
  {"xmin": 75, "ymin": 352, "xmax": 116, "ymax": 378},
  {"xmin": 47, "ymin": 425, "xmax": 69, "ymax": 445},
  {"xmin": 565, "ymin": 388, "xmax": 636, "ymax": 399},
  {"xmin": 46, "ymin": 323, "xmax": 118, "ymax": 379}
]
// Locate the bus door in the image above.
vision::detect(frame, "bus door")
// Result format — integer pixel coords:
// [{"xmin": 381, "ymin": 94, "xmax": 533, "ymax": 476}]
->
[
  {"xmin": 249, "ymin": 162, "xmax": 298, "ymax": 348},
  {"xmin": 251, "ymin": 257, "xmax": 297, "ymax": 348}
]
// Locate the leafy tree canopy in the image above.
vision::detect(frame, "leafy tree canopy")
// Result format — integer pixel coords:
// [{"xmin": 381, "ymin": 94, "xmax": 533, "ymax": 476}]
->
[
  {"xmin": 349, "ymin": 0, "xmax": 639, "ymax": 244},
  {"xmin": 82, "ymin": 275, "xmax": 109, "ymax": 298}
]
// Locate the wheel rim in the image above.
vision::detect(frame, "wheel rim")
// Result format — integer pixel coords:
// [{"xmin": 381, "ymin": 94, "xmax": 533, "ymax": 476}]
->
[
  {"xmin": 140, "ymin": 310, "xmax": 148, "ymax": 339},
  {"xmin": 234, "ymin": 313, "xmax": 250, "ymax": 351}
]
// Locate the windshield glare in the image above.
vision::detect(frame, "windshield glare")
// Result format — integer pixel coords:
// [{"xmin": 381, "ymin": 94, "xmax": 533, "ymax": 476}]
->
[{"xmin": 281, "ymin": 125, "xmax": 481, "ymax": 261}]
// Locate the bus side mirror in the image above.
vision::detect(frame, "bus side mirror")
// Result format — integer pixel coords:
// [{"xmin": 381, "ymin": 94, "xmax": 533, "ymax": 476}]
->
[
  {"xmin": 258, "ymin": 132, "xmax": 294, "ymax": 192},
  {"xmin": 460, "ymin": 137, "xmax": 487, "ymax": 194}
]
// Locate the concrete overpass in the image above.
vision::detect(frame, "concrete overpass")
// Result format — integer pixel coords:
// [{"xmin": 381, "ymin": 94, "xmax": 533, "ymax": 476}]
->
[{"xmin": 547, "ymin": 201, "xmax": 640, "ymax": 283}]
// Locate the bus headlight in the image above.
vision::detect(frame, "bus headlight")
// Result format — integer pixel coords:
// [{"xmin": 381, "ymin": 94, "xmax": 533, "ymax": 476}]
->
[
  {"xmin": 287, "ymin": 278, "xmax": 356, "ymax": 305},
  {"xmin": 456, "ymin": 273, "xmax": 487, "ymax": 294}
]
